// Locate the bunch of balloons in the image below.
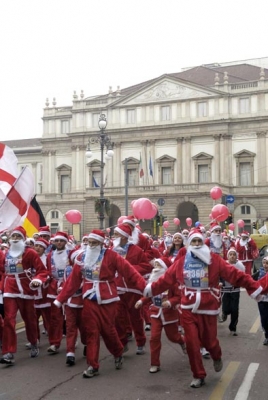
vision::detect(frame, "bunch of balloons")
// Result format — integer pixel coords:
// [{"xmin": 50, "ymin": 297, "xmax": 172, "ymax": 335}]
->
[{"xmin": 131, "ymin": 198, "xmax": 158, "ymax": 220}]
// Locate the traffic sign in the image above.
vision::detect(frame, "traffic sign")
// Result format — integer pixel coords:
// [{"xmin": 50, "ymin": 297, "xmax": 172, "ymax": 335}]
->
[
  {"xmin": 226, "ymin": 195, "xmax": 235, "ymax": 204},
  {"xmin": 157, "ymin": 198, "xmax": 165, "ymax": 206}
]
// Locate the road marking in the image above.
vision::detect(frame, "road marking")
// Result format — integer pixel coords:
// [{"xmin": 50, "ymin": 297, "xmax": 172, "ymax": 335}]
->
[
  {"xmin": 249, "ymin": 316, "xmax": 260, "ymax": 333},
  {"xmin": 209, "ymin": 361, "xmax": 240, "ymax": 400},
  {"xmin": 234, "ymin": 363, "xmax": 259, "ymax": 400}
]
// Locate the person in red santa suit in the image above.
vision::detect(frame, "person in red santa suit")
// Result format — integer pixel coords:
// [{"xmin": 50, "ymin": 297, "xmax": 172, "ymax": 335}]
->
[
  {"xmin": 38, "ymin": 225, "xmax": 53, "ymax": 254},
  {"xmin": 135, "ymin": 257, "xmax": 186, "ymax": 373},
  {"xmin": 235, "ymin": 231, "xmax": 258, "ymax": 275},
  {"xmin": 113, "ymin": 224, "xmax": 152, "ymax": 354},
  {"xmin": 164, "ymin": 232, "xmax": 186, "ymax": 263},
  {"xmin": 0, "ymin": 226, "xmax": 48, "ymax": 364},
  {"xmin": 0, "ymin": 249, "xmax": 5, "ymax": 347},
  {"xmin": 143, "ymin": 228, "xmax": 262, "ymax": 388},
  {"xmin": 205, "ymin": 222, "xmax": 226, "ymax": 259},
  {"xmin": 46, "ymin": 231, "xmax": 72, "ymax": 354},
  {"xmin": 54, "ymin": 229, "xmax": 146, "ymax": 378}
]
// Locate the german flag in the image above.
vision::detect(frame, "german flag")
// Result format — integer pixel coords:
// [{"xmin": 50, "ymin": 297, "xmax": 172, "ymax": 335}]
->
[{"xmin": 23, "ymin": 195, "xmax": 46, "ymax": 237}]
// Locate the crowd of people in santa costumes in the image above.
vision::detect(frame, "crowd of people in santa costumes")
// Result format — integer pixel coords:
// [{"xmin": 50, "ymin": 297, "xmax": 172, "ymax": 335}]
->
[
  {"xmin": 54, "ymin": 229, "xmax": 146, "ymax": 378},
  {"xmin": 0, "ymin": 226, "xmax": 49, "ymax": 364},
  {"xmin": 143, "ymin": 227, "xmax": 263, "ymax": 388}
]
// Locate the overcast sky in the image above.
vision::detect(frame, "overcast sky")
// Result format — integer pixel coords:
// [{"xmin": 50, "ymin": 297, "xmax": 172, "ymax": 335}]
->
[{"xmin": 1, "ymin": 0, "xmax": 267, "ymax": 141}]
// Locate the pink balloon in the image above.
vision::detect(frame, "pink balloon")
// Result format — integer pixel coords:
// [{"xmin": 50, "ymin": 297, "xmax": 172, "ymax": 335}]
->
[
  {"xmin": 211, "ymin": 204, "xmax": 229, "ymax": 222},
  {"xmin": 65, "ymin": 210, "xmax": 82, "ymax": 224},
  {"xmin": 132, "ymin": 198, "xmax": 156, "ymax": 220},
  {"xmin": 229, "ymin": 223, "xmax": 235, "ymax": 231},
  {"xmin": 186, "ymin": 217, "xmax": 192, "ymax": 227},
  {"xmin": 173, "ymin": 218, "xmax": 180, "ymax": 226},
  {"xmin": 210, "ymin": 186, "xmax": 223, "ymax": 200},
  {"xmin": 117, "ymin": 216, "xmax": 127, "ymax": 225},
  {"xmin": 163, "ymin": 221, "xmax": 169, "ymax": 228},
  {"xmin": 209, "ymin": 213, "xmax": 213, "ymax": 220},
  {"xmin": 106, "ymin": 228, "xmax": 110, "ymax": 233},
  {"xmin": 237, "ymin": 219, "xmax": 245, "ymax": 228}
]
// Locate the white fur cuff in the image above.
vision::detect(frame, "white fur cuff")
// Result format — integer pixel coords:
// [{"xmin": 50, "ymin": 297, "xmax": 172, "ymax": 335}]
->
[
  {"xmin": 54, "ymin": 299, "xmax": 62, "ymax": 308},
  {"xmin": 251, "ymin": 285, "xmax": 263, "ymax": 299}
]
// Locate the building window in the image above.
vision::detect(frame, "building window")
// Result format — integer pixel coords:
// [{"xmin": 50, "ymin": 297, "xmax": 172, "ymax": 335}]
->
[
  {"xmin": 38, "ymin": 183, "xmax": 43, "ymax": 194},
  {"xmin": 239, "ymin": 98, "xmax": 250, "ymax": 114},
  {"xmin": 92, "ymin": 171, "xmax": 101, "ymax": 187},
  {"xmin": 60, "ymin": 175, "xmax": 70, "ymax": 193},
  {"xmin": 240, "ymin": 162, "xmax": 251, "ymax": 186},
  {"xmin": 127, "ymin": 109, "xmax": 135, "ymax": 124},
  {"xmin": 197, "ymin": 101, "xmax": 207, "ymax": 117},
  {"xmin": 241, "ymin": 205, "xmax": 251, "ymax": 215},
  {"xmin": 51, "ymin": 211, "xmax": 59, "ymax": 219},
  {"xmin": 128, "ymin": 169, "xmax": 136, "ymax": 186},
  {"xmin": 198, "ymin": 164, "xmax": 209, "ymax": 183},
  {"xmin": 161, "ymin": 106, "xmax": 170, "ymax": 121},
  {"xmin": 61, "ymin": 120, "xmax": 70, "ymax": 134},
  {"xmin": 162, "ymin": 167, "xmax": 171, "ymax": 184},
  {"xmin": 50, "ymin": 223, "xmax": 59, "ymax": 234},
  {"xmin": 92, "ymin": 113, "xmax": 99, "ymax": 127}
]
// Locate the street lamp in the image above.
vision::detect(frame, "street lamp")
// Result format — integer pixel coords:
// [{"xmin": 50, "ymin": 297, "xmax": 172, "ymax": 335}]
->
[{"xmin": 86, "ymin": 113, "xmax": 114, "ymax": 229}]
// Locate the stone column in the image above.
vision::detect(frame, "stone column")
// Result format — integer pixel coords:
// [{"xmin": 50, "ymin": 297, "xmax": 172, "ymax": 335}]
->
[
  {"xmin": 257, "ymin": 131, "xmax": 267, "ymax": 184},
  {"xmin": 213, "ymin": 135, "xmax": 220, "ymax": 183},
  {"xmin": 223, "ymin": 134, "xmax": 232, "ymax": 185},
  {"xmin": 183, "ymin": 137, "xmax": 191, "ymax": 183},
  {"xmin": 176, "ymin": 138, "xmax": 183, "ymax": 184}
]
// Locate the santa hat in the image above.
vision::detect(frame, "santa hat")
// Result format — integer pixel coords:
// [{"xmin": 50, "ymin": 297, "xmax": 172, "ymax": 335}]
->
[
  {"xmin": 142, "ymin": 232, "xmax": 150, "ymax": 239},
  {"xmin": 38, "ymin": 226, "xmax": 51, "ymax": 237},
  {"xmin": 187, "ymin": 228, "xmax": 204, "ymax": 245},
  {"xmin": 54, "ymin": 231, "xmax": 69, "ymax": 242},
  {"xmin": 25, "ymin": 238, "xmax": 35, "ymax": 245},
  {"xmin": 11, "ymin": 226, "xmax": 26, "ymax": 240},
  {"xmin": 241, "ymin": 231, "xmax": 250, "ymax": 237},
  {"xmin": 182, "ymin": 229, "xmax": 189, "ymax": 235},
  {"xmin": 114, "ymin": 224, "xmax": 132, "ymax": 238},
  {"xmin": 123, "ymin": 215, "xmax": 137, "ymax": 228},
  {"xmin": 210, "ymin": 222, "xmax": 221, "ymax": 232},
  {"xmin": 82, "ymin": 235, "xmax": 89, "ymax": 241},
  {"xmin": 34, "ymin": 238, "xmax": 49, "ymax": 249},
  {"xmin": 173, "ymin": 232, "xmax": 183, "ymax": 240},
  {"xmin": 88, "ymin": 229, "xmax": 105, "ymax": 243},
  {"xmin": 227, "ymin": 247, "xmax": 237, "ymax": 257},
  {"xmin": 155, "ymin": 257, "xmax": 171, "ymax": 270}
]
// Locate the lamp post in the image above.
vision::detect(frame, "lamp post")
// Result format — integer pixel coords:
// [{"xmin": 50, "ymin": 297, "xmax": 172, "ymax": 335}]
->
[{"xmin": 86, "ymin": 114, "xmax": 114, "ymax": 230}]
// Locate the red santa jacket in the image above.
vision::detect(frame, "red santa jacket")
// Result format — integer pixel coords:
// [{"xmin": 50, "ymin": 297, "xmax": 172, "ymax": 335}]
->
[
  {"xmin": 55, "ymin": 248, "xmax": 146, "ymax": 306},
  {"xmin": 0, "ymin": 247, "xmax": 48, "ymax": 299},
  {"xmin": 114, "ymin": 243, "xmax": 152, "ymax": 294},
  {"xmin": 46, "ymin": 248, "xmax": 72, "ymax": 299},
  {"xmin": 235, "ymin": 238, "xmax": 258, "ymax": 262},
  {"xmin": 146, "ymin": 252, "xmax": 262, "ymax": 315},
  {"xmin": 140, "ymin": 282, "xmax": 181, "ymax": 325}
]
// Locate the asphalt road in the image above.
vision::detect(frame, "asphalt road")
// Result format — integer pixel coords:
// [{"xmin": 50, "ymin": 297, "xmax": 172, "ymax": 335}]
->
[{"xmin": 1, "ymin": 291, "xmax": 268, "ymax": 400}]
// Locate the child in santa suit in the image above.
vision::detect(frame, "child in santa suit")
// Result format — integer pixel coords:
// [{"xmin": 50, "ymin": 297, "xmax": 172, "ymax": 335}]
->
[{"xmin": 135, "ymin": 257, "xmax": 186, "ymax": 373}]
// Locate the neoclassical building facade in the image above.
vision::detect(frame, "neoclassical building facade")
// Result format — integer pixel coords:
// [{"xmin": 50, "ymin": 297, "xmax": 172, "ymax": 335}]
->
[{"xmin": 4, "ymin": 58, "xmax": 268, "ymax": 238}]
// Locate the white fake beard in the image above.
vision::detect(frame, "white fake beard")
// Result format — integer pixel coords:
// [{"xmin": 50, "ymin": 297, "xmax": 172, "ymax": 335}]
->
[
  {"xmin": 81, "ymin": 243, "xmax": 88, "ymax": 250},
  {"xmin": 183, "ymin": 236, "xmax": 188, "ymax": 246},
  {"xmin": 66, "ymin": 242, "xmax": 75, "ymax": 250},
  {"xmin": 84, "ymin": 245, "xmax": 101, "ymax": 267},
  {"xmin": 128, "ymin": 228, "xmax": 139, "ymax": 245},
  {"xmin": 112, "ymin": 237, "xmax": 121, "ymax": 249},
  {"xmin": 9, "ymin": 240, "xmax": 25, "ymax": 258},
  {"xmin": 148, "ymin": 267, "xmax": 166, "ymax": 283},
  {"xmin": 211, "ymin": 233, "xmax": 222, "ymax": 249},
  {"xmin": 188, "ymin": 244, "xmax": 211, "ymax": 265},
  {"xmin": 239, "ymin": 239, "xmax": 248, "ymax": 247}
]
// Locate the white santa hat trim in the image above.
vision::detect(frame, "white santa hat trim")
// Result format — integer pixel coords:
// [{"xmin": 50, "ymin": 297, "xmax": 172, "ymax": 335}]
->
[
  {"xmin": 88, "ymin": 233, "xmax": 105, "ymax": 243},
  {"xmin": 154, "ymin": 258, "xmax": 168, "ymax": 270},
  {"xmin": 227, "ymin": 247, "xmax": 237, "ymax": 257},
  {"xmin": 38, "ymin": 230, "xmax": 51, "ymax": 237},
  {"xmin": 173, "ymin": 232, "xmax": 183, "ymax": 240},
  {"xmin": 114, "ymin": 226, "xmax": 130, "ymax": 238},
  {"xmin": 187, "ymin": 231, "xmax": 204, "ymax": 246},
  {"xmin": 122, "ymin": 218, "xmax": 137, "ymax": 228},
  {"xmin": 34, "ymin": 240, "xmax": 48, "ymax": 249},
  {"xmin": 211, "ymin": 224, "xmax": 221, "ymax": 232},
  {"xmin": 54, "ymin": 234, "xmax": 68, "ymax": 242}
]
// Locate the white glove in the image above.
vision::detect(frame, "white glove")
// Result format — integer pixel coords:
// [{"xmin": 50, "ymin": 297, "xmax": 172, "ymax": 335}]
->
[
  {"xmin": 135, "ymin": 300, "xmax": 143, "ymax": 309},
  {"xmin": 162, "ymin": 300, "xmax": 171, "ymax": 308}
]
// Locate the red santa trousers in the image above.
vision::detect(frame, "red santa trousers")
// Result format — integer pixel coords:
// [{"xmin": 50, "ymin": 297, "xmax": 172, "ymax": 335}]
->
[
  {"xmin": 0, "ymin": 314, "xmax": 3, "ymax": 343},
  {"xmin": 115, "ymin": 292, "xmax": 146, "ymax": 347},
  {"xmin": 2, "ymin": 297, "xmax": 38, "ymax": 354},
  {"xmin": 35, "ymin": 307, "xmax": 51, "ymax": 341},
  {"xmin": 48, "ymin": 302, "xmax": 64, "ymax": 347},
  {"xmin": 180, "ymin": 309, "xmax": 222, "ymax": 379},
  {"xmin": 65, "ymin": 306, "xmax": 86, "ymax": 355},
  {"xmin": 243, "ymin": 261, "xmax": 253, "ymax": 276},
  {"xmin": 150, "ymin": 317, "xmax": 184, "ymax": 367},
  {"xmin": 83, "ymin": 300, "xmax": 123, "ymax": 370}
]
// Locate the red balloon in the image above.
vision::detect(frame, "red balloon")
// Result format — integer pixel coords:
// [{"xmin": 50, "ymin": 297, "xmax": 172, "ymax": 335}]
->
[
  {"xmin": 132, "ymin": 198, "xmax": 156, "ymax": 220},
  {"xmin": 211, "ymin": 204, "xmax": 229, "ymax": 222},
  {"xmin": 173, "ymin": 218, "xmax": 180, "ymax": 226},
  {"xmin": 65, "ymin": 210, "xmax": 82, "ymax": 224},
  {"xmin": 186, "ymin": 217, "xmax": 192, "ymax": 227},
  {"xmin": 237, "ymin": 219, "xmax": 245, "ymax": 228},
  {"xmin": 229, "ymin": 223, "xmax": 235, "ymax": 231},
  {"xmin": 163, "ymin": 221, "xmax": 169, "ymax": 228},
  {"xmin": 117, "ymin": 216, "xmax": 127, "ymax": 225},
  {"xmin": 210, "ymin": 186, "xmax": 223, "ymax": 200}
]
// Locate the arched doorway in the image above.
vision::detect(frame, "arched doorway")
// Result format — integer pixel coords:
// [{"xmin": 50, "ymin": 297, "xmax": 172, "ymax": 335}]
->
[
  {"xmin": 108, "ymin": 204, "xmax": 121, "ymax": 234},
  {"xmin": 177, "ymin": 202, "xmax": 199, "ymax": 230}
]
